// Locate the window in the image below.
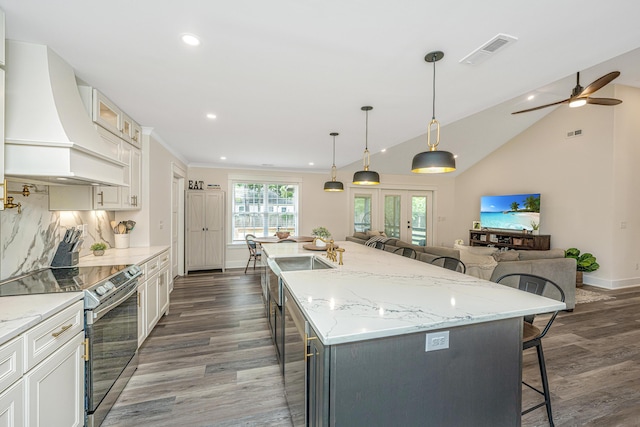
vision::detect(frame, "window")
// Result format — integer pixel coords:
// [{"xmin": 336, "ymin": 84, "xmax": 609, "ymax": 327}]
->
[
  {"xmin": 232, "ymin": 182, "xmax": 298, "ymax": 241},
  {"xmin": 353, "ymin": 195, "xmax": 372, "ymax": 232}
]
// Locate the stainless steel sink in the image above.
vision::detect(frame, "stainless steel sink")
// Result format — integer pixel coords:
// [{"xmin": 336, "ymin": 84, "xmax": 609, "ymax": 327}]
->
[{"xmin": 273, "ymin": 256, "xmax": 334, "ymax": 272}]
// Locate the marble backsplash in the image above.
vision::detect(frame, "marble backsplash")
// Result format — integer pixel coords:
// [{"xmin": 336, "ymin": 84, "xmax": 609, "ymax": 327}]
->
[{"xmin": 0, "ymin": 182, "xmax": 116, "ymax": 281}]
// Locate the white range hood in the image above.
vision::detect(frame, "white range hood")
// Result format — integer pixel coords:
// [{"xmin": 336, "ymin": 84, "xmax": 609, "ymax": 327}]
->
[{"xmin": 4, "ymin": 40, "xmax": 125, "ymax": 186}]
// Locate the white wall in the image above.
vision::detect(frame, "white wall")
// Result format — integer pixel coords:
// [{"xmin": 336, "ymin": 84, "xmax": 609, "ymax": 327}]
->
[
  {"xmin": 454, "ymin": 85, "xmax": 640, "ymax": 289},
  {"xmin": 188, "ymin": 167, "xmax": 456, "ymax": 269}
]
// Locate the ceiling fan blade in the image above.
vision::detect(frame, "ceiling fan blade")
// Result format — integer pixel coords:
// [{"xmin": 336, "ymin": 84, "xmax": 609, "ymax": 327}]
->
[
  {"xmin": 511, "ymin": 98, "xmax": 569, "ymax": 115},
  {"xmin": 579, "ymin": 71, "xmax": 620, "ymax": 97},
  {"xmin": 586, "ymin": 97, "xmax": 622, "ymax": 106}
]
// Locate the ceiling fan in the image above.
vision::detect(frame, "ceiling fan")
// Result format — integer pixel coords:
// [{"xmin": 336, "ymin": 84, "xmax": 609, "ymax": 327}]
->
[{"xmin": 512, "ymin": 71, "xmax": 622, "ymax": 114}]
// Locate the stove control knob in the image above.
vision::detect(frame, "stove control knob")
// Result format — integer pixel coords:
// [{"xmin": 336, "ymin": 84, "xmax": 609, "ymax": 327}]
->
[
  {"xmin": 95, "ymin": 286, "xmax": 107, "ymax": 296},
  {"xmin": 104, "ymin": 281, "xmax": 115, "ymax": 290}
]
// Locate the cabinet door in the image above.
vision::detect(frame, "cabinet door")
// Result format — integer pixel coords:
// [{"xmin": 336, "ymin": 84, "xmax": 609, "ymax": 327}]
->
[
  {"xmin": 145, "ymin": 275, "xmax": 160, "ymax": 333},
  {"xmin": 187, "ymin": 193, "xmax": 206, "ymax": 269},
  {"xmin": 307, "ymin": 328, "xmax": 327, "ymax": 427},
  {"xmin": 93, "ymin": 186, "xmax": 121, "ymax": 210},
  {"xmin": 129, "ymin": 147, "xmax": 142, "ymax": 209},
  {"xmin": 130, "ymin": 122, "xmax": 142, "ymax": 148},
  {"xmin": 92, "ymin": 89, "xmax": 122, "ymax": 137},
  {"xmin": 158, "ymin": 267, "xmax": 170, "ymax": 316},
  {"xmin": 205, "ymin": 192, "xmax": 224, "ymax": 268},
  {"xmin": 0, "ymin": 380, "xmax": 24, "ymax": 427},
  {"xmin": 121, "ymin": 113, "xmax": 133, "ymax": 143},
  {"xmin": 24, "ymin": 332, "xmax": 85, "ymax": 427},
  {"xmin": 137, "ymin": 283, "xmax": 147, "ymax": 347},
  {"xmin": 120, "ymin": 141, "xmax": 132, "ymax": 207}
]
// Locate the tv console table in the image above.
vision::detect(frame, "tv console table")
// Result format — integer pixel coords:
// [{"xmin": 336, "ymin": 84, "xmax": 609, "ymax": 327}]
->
[{"xmin": 469, "ymin": 229, "xmax": 550, "ymax": 250}]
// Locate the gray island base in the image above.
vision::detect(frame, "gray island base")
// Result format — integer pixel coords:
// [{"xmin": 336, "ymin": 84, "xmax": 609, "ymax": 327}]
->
[{"xmin": 262, "ymin": 241, "xmax": 563, "ymax": 426}]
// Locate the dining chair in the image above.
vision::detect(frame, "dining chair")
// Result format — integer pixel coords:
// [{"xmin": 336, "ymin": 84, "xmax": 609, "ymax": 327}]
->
[
  {"xmin": 495, "ymin": 273, "xmax": 565, "ymax": 427},
  {"xmin": 430, "ymin": 256, "xmax": 466, "ymax": 274},
  {"xmin": 244, "ymin": 234, "xmax": 262, "ymax": 273},
  {"xmin": 393, "ymin": 246, "xmax": 417, "ymax": 259},
  {"xmin": 373, "ymin": 241, "xmax": 386, "ymax": 250}
]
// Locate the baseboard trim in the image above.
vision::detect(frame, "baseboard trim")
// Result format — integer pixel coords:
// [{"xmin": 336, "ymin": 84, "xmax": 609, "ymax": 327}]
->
[{"xmin": 584, "ymin": 275, "xmax": 640, "ymax": 289}]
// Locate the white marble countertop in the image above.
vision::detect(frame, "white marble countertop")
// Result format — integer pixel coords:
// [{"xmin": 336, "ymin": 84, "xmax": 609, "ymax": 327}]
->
[
  {"xmin": 267, "ymin": 241, "xmax": 565, "ymax": 345},
  {"xmin": 0, "ymin": 293, "xmax": 83, "ymax": 346},
  {"xmin": 78, "ymin": 245, "xmax": 169, "ymax": 267}
]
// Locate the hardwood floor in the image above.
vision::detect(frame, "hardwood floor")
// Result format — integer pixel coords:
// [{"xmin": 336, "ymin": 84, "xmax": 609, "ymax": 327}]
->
[{"xmin": 104, "ymin": 270, "xmax": 640, "ymax": 427}]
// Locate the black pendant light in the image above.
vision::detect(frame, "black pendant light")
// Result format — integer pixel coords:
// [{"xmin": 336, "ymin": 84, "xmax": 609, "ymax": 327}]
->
[
  {"xmin": 411, "ymin": 51, "xmax": 456, "ymax": 174},
  {"xmin": 353, "ymin": 106, "xmax": 380, "ymax": 185},
  {"xmin": 324, "ymin": 132, "xmax": 344, "ymax": 192}
]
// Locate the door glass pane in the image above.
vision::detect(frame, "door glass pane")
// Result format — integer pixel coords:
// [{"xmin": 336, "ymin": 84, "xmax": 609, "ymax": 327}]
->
[
  {"xmin": 354, "ymin": 195, "xmax": 371, "ymax": 232},
  {"xmin": 384, "ymin": 195, "xmax": 401, "ymax": 238},
  {"xmin": 411, "ymin": 196, "xmax": 427, "ymax": 246}
]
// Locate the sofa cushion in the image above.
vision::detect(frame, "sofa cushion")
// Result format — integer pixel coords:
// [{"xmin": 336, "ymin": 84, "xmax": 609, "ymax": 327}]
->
[
  {"xmin": 353, "ymin": 232, "xmax": 369, "ymax": 241},
  {"xmin": 517, "ymin": 248, "xmax": 565, "ymax": 260},
  {"xmin": 396, "ymin": 240, "xmax": 426, "ymax": 253},
  {"xmin": 492, "ymin": 251, "xmax": 520, "ymax": 262},
  {"xmin": 366, "ymin": 230, "xmax": 387, "ymax": 237},
  {"xmin": 454, "ymin": 244, "xmax": 498, "ymax": 280}
]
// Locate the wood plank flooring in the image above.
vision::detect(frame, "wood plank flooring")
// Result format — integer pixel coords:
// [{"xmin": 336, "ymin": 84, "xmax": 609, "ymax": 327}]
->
[{"xmin": 104, "ymin": 269, "xmax": 640, "ymax": 427}]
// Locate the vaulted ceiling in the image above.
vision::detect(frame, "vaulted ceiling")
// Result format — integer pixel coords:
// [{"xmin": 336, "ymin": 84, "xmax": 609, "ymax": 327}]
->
[{"xmin": 2, "ymin": 1, "xmax": 640, "ymax": 176}]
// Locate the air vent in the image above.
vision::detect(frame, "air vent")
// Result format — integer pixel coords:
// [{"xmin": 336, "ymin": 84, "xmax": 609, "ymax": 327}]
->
[{"xmin": 459, "ymin": 33, "xmax": 518, "ymax": 65}]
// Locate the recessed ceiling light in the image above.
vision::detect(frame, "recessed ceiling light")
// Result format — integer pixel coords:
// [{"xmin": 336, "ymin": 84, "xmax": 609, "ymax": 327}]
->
[
  {"xmin": 454, "ymin": 155, "xmax": 458, "ymax": 159},
  {"xmin": 206, "ymin": 113, "xmax": 217, "ymax": 119},
  {"xmin": 381, "ymin": 148, "xmax": 386, "ymax": 152},
  {"xmin": 181, "ymin": 33, "xmax": 201, "ymax": 46},
  {"xmin": 220, "ymin": 156, "xmax": 226, "ymax": 160},
  {"xmin": 308, "ymin": 162, "xmax": 314, "ymax": 166},
  {"xmin": 527, "ymin": 95, "xmax": 535, "ymax": 101}
]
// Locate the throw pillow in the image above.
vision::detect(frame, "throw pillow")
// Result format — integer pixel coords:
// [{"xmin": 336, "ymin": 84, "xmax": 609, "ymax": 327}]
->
[
  {"xmin": 366, "ymin": 230, "xmax": 387, "ymax": 237},
  {"xmin": 364, "ymin": 236, "xmax": 391, "ymax": 247}
]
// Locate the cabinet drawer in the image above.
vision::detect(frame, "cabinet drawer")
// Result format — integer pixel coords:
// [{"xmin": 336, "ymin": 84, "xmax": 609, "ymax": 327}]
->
[
  {"xmin": 158, "ymin": 251, "xmax": 170, "ymax": 270},
  {"xmin": 145, "ymin": 257, "xmax": 160, "ymax": 279},
  {"xmin": 0, "ymin": 337, "xmax": 23, "ymax": 392},
  {"xmin": 24, "ymin": 300, "xmax": 84, "ymax": 371}
]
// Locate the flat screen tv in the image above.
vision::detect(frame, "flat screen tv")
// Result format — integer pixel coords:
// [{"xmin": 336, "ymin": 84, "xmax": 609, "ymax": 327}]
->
[{"xmin": 480, "ymin": 193, "xmax": 540, "ymax": 231}]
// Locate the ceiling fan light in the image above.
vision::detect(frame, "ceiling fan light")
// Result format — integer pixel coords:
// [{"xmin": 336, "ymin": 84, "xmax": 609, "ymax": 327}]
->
[
  {"xmin": 411, "ymin": 150, "xmax": 456, "ymax": 173},
  {"xmin": 352, "ymin": 170, "xmax": 380, "ymax": 185},
  {"xmin": 569, "ymin": 98, "xmax": 587, "ymax": 108}
]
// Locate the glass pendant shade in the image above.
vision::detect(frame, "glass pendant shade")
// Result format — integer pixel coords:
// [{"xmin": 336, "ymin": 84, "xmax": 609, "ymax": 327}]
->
[
  {"xmin": 324, "ymin": 132, "xmax": 344, "ymax": 192},
  {"xmin": 353, "ymin": 106, "xmax": 380, "ymax": 185},
  {"xmin": 412, "ymin": 51, "xmax": 456, "ymax": 174}
]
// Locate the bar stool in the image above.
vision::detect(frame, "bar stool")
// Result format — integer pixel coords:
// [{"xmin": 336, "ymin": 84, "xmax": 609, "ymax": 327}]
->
[
  {"xmin": 430, "ymin": 256, "xmax": 466, "ymax": 274},
  {"xmin": 244, "ymin": 234, "xmax": 262, "ymax": 273},
  {"xmin": 495, "ymin": 273, "xmax": 565, "ymax": 426},
  {"xmin": 393, "ymin": 246, "xmax": 417, "ymax": 259}
]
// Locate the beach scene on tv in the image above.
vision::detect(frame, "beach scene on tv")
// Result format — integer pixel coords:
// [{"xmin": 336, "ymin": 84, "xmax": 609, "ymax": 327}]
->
[{"xmin": 480, "ymin": 193, "xmax": 540, "ymax": 231}]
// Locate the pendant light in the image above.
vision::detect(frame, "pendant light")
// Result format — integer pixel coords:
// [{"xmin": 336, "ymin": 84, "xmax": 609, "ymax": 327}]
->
[
  {"xmin": 353, "ymin": 106, "xmax": 380, "ymax": 185},
  {"xmin": 324, "ymin": 132, "xmax": 344, "ymax": 192},
  {"xmin": 411, "ymin": 51, "xmax": 456, "ymax": 174}
]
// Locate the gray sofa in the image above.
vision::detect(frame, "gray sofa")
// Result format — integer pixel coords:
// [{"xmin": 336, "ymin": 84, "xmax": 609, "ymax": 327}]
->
[
  {"xmin": 346, "ymin": 233, "xmax": 576, "ymax": 310},
  {"xmin": 345, "ymin": 232, "xmax": 460, "ymax": 261}
]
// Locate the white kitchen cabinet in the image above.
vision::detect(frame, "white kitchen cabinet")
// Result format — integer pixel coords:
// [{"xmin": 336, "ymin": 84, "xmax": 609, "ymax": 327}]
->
[
  {"xmin": 187, "ymin": 191, "xmax": 225, "ymax": 272},
  {"xmin": 92, "ymin": 89, "xmax": 122, "ymax": 138},
  {"xmin": 137, "ymin": 281, "xmax": 147, "ymax": 347},
  {"xmin": 0, "ymin": 380, "xmax": 24, "ymax": 427},
  {"xmin": 0, "ymin": 300, "xmax": 85, "ymax": 427},
  {"xmin": 137, "ymin": 249, "xmax": 172, "ymax": 347},
  {"xmin": 24, "ymin": 332, "xmax": 85, "ymax": 427}
]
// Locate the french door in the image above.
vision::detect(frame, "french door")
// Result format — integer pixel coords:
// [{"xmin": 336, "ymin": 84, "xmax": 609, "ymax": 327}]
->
[{"xmin": 381, "ymin": 190, "xmax": 432, "ymax": 246}]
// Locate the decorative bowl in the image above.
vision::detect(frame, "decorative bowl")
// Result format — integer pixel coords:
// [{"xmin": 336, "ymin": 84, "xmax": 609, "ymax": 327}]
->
[{"xmin": 276, "ymin": 231, "xmax": 290, "ymax": 239}]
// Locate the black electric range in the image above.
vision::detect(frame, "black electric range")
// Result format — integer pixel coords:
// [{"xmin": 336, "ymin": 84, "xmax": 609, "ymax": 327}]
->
[{"xmin": 0, "ymin": 265, "xmax": 141, "ymax": 309}]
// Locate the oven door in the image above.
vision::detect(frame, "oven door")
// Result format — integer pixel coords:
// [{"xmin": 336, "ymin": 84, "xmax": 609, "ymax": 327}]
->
[{"xmin": 85, "ymin": 282, "xmax": 138, "ymax": 415}]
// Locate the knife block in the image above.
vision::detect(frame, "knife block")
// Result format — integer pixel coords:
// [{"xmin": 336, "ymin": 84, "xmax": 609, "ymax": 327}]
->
[{"xmin": 51, "ymin": 241, "xmax": 80, "ymax": 267}]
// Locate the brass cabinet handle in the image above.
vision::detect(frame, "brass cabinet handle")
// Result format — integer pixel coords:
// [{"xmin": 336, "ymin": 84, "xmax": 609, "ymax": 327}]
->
[
  {"xmin": 304, "ymin": 334, "xmax": 318, "ymax": 360},
  {"xmin": 83, "ymin": 338, "xmax": 90, "ymax": 361},
  {"xmin": 52, "ymin": 324, "xmax": 73, "ymax": 338},
  {"xmin": 137, "ymin": 291, "xmax": 141, "ymax": 307},
  {"xmin": 98, "ymin": 191, "xmax": 104, "ymax": 206}
]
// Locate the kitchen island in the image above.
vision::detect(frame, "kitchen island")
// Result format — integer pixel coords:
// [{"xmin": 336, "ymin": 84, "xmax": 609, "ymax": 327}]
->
[{"xmin": 262, "ymin": 241, "xmax": 565, "ymax": 427}]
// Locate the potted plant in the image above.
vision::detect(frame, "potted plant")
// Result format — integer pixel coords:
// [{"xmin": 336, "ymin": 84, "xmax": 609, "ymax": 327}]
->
[
  {"xmin": 312, "ymin": 226, "xmax": 331, "ymax": 247},
  {"xmin": 530, "ymin": 221, "xmax": 540, "ymax": 235},
  {"xmin": 565, "ymin": 247, "xmax": 599, "ymax": 287},
  {"xmin": 90, "ymin": 242, "xmax": 107, "ymax": 256}
]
